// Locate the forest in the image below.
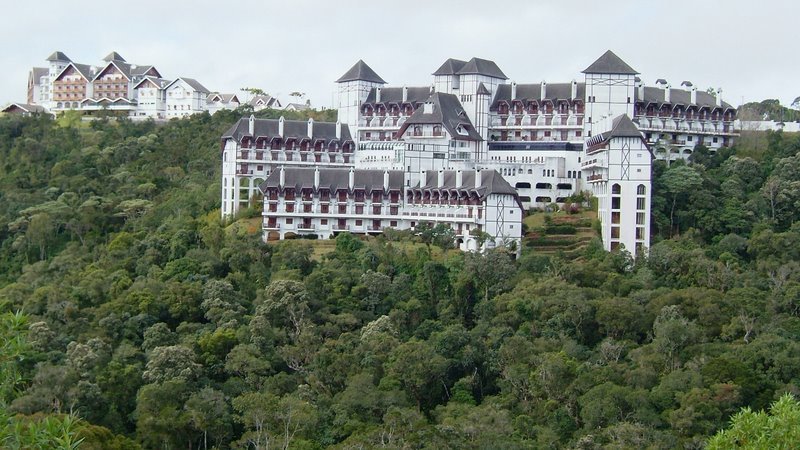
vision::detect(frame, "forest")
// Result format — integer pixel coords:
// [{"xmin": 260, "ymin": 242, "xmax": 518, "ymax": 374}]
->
[{"xmin": 0, "ymin": 107, "xmax": 799, "ymax": 449}]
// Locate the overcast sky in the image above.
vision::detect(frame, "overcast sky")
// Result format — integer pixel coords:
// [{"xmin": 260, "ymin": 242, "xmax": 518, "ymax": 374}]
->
[{"xmin": 2, "ymin": 0, "xmax": 797, "ymax": 109}]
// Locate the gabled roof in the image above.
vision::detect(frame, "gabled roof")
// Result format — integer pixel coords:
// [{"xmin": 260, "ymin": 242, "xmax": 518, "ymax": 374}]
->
[
  {"xmin": 336, "ymin": 60, "xmax": 386, "ymax": 84},
  {"xmin": 585, "ymin": 114, "xmax": 645, "ymax": 149},
  {"xmin": 455, "ymin": 57, "xmax": 507, "ymax": 79},
  {"xmin": 221, "ymin": 117, "xmax": 352, "ymax": 143},
  {"xmin": 249, "ymin": 95, "xmax": 279, "ymax": 107},
  {"xmin": 582, "ymin": 50, "xmax": 638, "ymax": 75},
  {"xmin": 207, "ymin": 93, "xmax": 239, "ymax": 104},
  {"xmin": 364, "ymin": 86, "xmax": 431, "ymax": 104},
  {"xmin": 103, "ymin": 52, "xmax": 126, "ymax": 62},
  {"xmin": 54, "ymin": 63, "xmax": 96, "ymax": 82},
  {"xmin": 92, "ymin": 61, "xmax": 132, "ymax": 81},
  {"xmin": 476, "ymin": 82, "xmax": 491, "ymax": 96},
  {"xmin": 30, "ymin": 67, "xmax": 48, "ymax": 82},
  {"xmin": 398, "ymin": 92, "xmax": 482, "ymax": 141},
  {"xmin": 46, "ymin": 51, "xmax": 71, "ymax": 62},
  {"xmin": 133, "ymin": 76, "xmax": 170, "ymax": 90},
  {"xmin": 284, "ymin": 103, "xmax": 309, "ymax": 111},
  {"xmin": 432, "ymin": 58, "xmax": 467, "ymax": 76},
  {"xmin": 2, "ymin": 103, "xmax": 47, "ymax": 114},
  {"xmin": 164, "ymin": 77, "xmax": 210, "ymax": 93}
]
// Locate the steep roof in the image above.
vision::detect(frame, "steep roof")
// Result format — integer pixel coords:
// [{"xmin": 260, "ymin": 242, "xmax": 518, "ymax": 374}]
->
[
  {"xmin": 30, "ymin": 67, "xmax": 48, "ymax": 82},
  {"xmin": 605, "ymin": 114, "xmax": 643, "ymax": 139},
  {"xmin": 432, "ymin": 58, "xmax": 467, "ymax": 76},
  {"xmin": 261, "ymin": 168, "xmax": 404, "ymax": 193},
  {"xmin": 221, "ymin": 117, "xmax": 352, "ymax": 143},
  {"xmin": 55, "ymin": 63, "xmax": 96, "ymax": 81},
  {"xmin": 455, "ymin": 57, "xmax": 507, "ymax": 79},
  {"xmin": 637, "ymin": 86, "xmax": 733, "ymax": 109},
  {"xmin": 415, "ymin": 170, "xmax": 517, "ymax": 197},
  {"xmin": 102, "ymin": 52, "xmax": 126, "ymax": 62},
  {"xmin": 476, "ymin": 82, "xmax": 491, "ymax": 96},
  {"xmin": 46, "ymin": 51, "xmax": 71, "ymax": 62},
  {"xmin": 133, "ymin": 76, "xmax": 170, "ymax": 90},
  {"xmin": 207, "ymin": 93, "xmax": 239, "ymax": 104},
  {"xmin": 165, "ymin": 77, "xmax": 210, "ymax": 93},
  {"xmin": 249, "ymin": 95, "xmax": 278, "ymax": 107},
  {"xmin": 582, "ymin": 50, "xmax": 638, "ymax": 75},
  {"xmin": 364, "ymin": 86, "xmax": 431, "ymax": 104},
  {"xmin": 2, "ymin": 103, "xmax": 47, "ymax": 114},
  {"xmin": 336, "ymin": 60, "xmax": 386, "ymax": 84},
  {"xmin": 398, "ymin": 92, "xmax": 482, "ymax": 141},
  {"xmin": 490, "ymin": 82, "xmax": 585, "ymax": 110}
]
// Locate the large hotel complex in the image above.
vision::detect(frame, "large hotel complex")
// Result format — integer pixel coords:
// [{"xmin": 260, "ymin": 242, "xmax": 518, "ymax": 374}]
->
[
  {"xmin": 220, "ymin": 50, "xmax": 738, "ymax": 255},
  {"xmin": 3, "ymin": 50, "xmax": 739, "ymax": 256}
]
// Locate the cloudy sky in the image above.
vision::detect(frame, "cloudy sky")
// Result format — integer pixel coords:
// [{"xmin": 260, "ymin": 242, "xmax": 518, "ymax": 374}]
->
[{"xmin": 2, "ymin": 0, "xmax": 797, "ymax": 109}]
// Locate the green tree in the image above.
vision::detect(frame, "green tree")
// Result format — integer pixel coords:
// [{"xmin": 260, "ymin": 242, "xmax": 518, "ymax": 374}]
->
[{"xmin": 707, "ymin": 394, "xmax": 800, "ymax": 449}]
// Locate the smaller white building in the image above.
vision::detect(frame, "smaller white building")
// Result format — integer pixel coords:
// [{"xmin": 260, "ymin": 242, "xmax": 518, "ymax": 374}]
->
[
  {"xmin": 206, "ymin": 93, "xmax": 241, "ymax": 114},
  {"xmin": 163, "ymin": 77, "xmax": 210, "ymax": 118}
]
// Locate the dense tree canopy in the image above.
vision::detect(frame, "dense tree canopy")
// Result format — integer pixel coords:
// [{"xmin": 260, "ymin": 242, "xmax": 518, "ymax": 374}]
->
[{"xmin": 0, "ymin": 109, "xmax": 799, "ymax": 448}]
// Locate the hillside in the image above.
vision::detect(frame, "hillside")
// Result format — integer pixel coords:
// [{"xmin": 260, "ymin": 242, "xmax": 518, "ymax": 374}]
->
[{"xmin": 0, "ymin": 111, "xmax": 800, "ymax": 448}]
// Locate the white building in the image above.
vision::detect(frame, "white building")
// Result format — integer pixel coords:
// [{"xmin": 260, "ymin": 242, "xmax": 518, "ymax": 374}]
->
[
  {"xmin": 12, "ymin": 51, "xmax": 240, "ymax": 120},
  {"xmin": 259, "ymin": 167, "xmax": 523, "ymax": 253},
  {"xmin": 164, "ymin": 78, "xmax": 211, "ymax": 119}
]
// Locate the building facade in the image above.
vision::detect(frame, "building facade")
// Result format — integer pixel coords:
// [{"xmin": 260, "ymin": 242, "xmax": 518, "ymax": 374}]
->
[
  {"xmin": 12, "ymin": 51, "xmax": 243, "ymax": 119},
  {"xmin": 222, "ymin": 50, "xmax": 736, "ymax": 255}
]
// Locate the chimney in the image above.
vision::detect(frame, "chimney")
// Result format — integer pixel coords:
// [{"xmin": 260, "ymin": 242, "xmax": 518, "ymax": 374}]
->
[
  {"xmin": 715, "ymin": 89, "xmax": 722, "ymax": 107},
  {"xmin": 437, "ymin": 170, "xmax": 444, "ymax": 188},
  {"xmin": 638, "ymin": 82, "xmax": 645, "ymax": 101},
  {"xmin": 383, "ymin": 170, "xmax": 390, "ymax": 191},
  {"xmin": 404, "ymin": 171, "xmax": 411, "ymax": 187},
  {"xmin": 278, "ymin": 116, "xmax": 285, "ymax": 137},
  {"xmin": 455, "ymin": 170, "xmax": 463, "ymax": 188},
  {"xmin": 348, "ymin": 167, "xmax": 355, "ymax": 190},
  {"xmin": 314, "ymin": 166, "xmax": 320, "ymax": 190},
  {"xmin": 307, "ymin": 118, "xmax": 313, "ymax": 138},
  {"xmin": 540, "ymin": 81, "xmax": 547, "ymax": 100},
  {"xmin": 430, "ymin": 85, "xmax": 435, "ymax": 94},
  {"xmin": 420, "ymin": 170, "xmax": 427, "ymax": 187},
  {"xmin": 665, "ymin": 84, "xmax": 671, "ymax": 103},
  {"xmin": 279, "ymin": 166, "xmax": 285, "ymax": 189},
  {"xmin": 571, "ymin": 80, "xmax": 577, "ymax": 99},
  {"xmin": 248, "ymin": 114, "xmax": 255, "ymax": 135},
  {"xmin": 336, "ymin": 120, "xmax": 341, "ymax": 140},
  {"xmin": 376, "ymin": 87, "xmax": 381, "ymax": 103},
  {"xmin": 511, "ymin": 81, "xmax": 517, "ymax": 99},
  {"xmin": 402, "ymin": 86, "xmax": 408, "ymax": 102},
  {"xmin": 475, "ymin": 169, "xmax": 482, "ymax": 188},
  {"xmin": 690, "ymin": 86, "xmax": 697, "ymax": 105}
]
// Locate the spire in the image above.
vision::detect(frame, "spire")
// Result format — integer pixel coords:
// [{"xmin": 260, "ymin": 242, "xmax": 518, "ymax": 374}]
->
[
  {"xmin": 582, "ymin": 50, "xmax": 638, "ymax": 75},
  {"xmin": 336, "ymin": 60, "xmax": 386, "ymax": 84}
]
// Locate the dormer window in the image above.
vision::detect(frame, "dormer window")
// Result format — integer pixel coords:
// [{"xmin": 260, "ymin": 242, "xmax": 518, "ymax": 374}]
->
[
  {"xmin": 456, "ymin": 125, "xmax": 468, "ymax": 136},
  {"xmin": 423, "ymin": 102, "xmax": 434, "ymax": 114}
]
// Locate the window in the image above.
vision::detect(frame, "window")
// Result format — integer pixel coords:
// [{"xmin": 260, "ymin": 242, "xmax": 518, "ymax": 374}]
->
[
  {"xmin": 636, "ymin": 227, "xmax": 645, "ymax": 240},
  {"xmin": 321, "ymin": 219, "xmax": 328, "ymax": 225},
  {"xmin": 285, "ymin": 218, "xmax": 293, "ymax": 224},
  {"xmin": 637, "ymin": 184, "xmax": 646, "ymax": 195},
  {"xmin": 355, "ymin": 220, "xmax": 362, "ymax": 226},
  {"xmin": 611, "ymin": 212, "xmax": 620, "ymax": 224},
  {"xmin": 611, "ymin": 197, "xmax": 621, "ymax": 209},
  {"xmin": 611, "ymin": 227, "xmax": 620, "ymax": 238},
  {"xmin": 612, "ymin": 184, "xmax": 621, "ymax": 195},
  {"xmin": 636, "ymin": 198, "xmax": 646, "ymax": 210},
  {"xmin": 636, "ymin": 212, "xmax": 645, "ymax": 225},
  {"xmin": 390, "ymin": 220, "xmax": 398, "ymax": 227}
]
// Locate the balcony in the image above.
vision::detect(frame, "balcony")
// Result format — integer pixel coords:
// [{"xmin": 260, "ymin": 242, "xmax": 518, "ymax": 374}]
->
[
  {"xmin": 586, "ymin": 174, "xmax": 606, "ymax": 183},
  {"xmin": 333, "ymin": 225, "xmax": 350, "ymax": 231},
  {"xmin": 297, "ymin": 223, "xmax": 315, "ymax": 231},
  {"xmin": 581, "ymin": 158, "xmax": 606, "ymax": 169}
]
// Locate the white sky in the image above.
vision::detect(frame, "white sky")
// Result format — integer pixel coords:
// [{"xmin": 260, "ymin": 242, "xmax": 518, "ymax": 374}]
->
[{"xmin": 2, "ymin": 0, "xmax": 798, "ymax": 109}]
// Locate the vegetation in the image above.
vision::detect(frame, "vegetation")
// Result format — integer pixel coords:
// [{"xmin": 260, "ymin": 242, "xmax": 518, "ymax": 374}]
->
[{"xmin": 0, "ymin": 109, "xmax": 799, "ymax": 449}]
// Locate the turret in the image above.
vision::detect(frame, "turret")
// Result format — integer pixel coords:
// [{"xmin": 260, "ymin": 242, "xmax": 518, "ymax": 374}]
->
[
  {"xmin": 278, "ymin": 116, "xmax": 285, "ymax": 137},
  {"xmin": 383, "ymin": 170, "xmax": 390, "ymax": 192},
  {"xmin": 314, "ymin": 166, "xmax": 320, "ymax": 190},
  {"xmin": 279, "ymin": 166, "xmax": 286, "ymax": 189},
  {"xmin": 307, "ymin": 118, "xmax": 314, "ymax": 138},
  {"xmin": 475, "ymin": 169, "xmax": 482, "ymax": 188},
  {"xmin": 348, "ymin": 167, "xmax": 355, "ymax": 190},
  {"xmin": 248, "ymin": 115, "xmax": 255, "ymax": 135}
]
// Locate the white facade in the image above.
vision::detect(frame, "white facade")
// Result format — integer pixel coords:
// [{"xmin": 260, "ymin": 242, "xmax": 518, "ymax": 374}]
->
[{"xmin": 164, "ymin": 78, "xmax": 209, "ymax": 118}]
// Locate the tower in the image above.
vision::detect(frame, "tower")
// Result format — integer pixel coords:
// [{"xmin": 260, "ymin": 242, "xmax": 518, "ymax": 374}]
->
[
  {"xmin": 336, "ymin": 60, "xmax": 386, "ymax": 138},
  {"xmin": 45, "ymin": 51, "xmax": 71, "ymax": 108},
  {"xmin": 582, "ymin": 50, "xmax": 638, "ymax": 138}
]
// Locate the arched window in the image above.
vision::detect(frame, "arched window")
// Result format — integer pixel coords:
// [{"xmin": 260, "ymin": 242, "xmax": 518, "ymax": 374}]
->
[
  {"xmin": 612, "ymin": 184, "xmax": 621, "ymax": 195},
  {"xmin": 413, "ymin": 126, "xmax": 422, "ymax": 136},
  {"xmin": 433, "ymin": 125, "xmax": 442, "ymax": 136},
  {"xmin": 637, "ymin": 184, "xmax": 646, "ymax": 195}
]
